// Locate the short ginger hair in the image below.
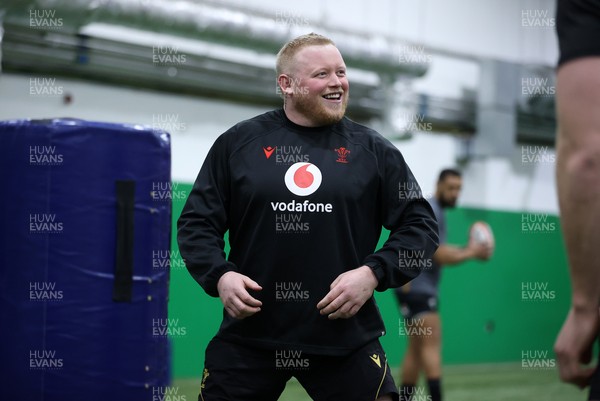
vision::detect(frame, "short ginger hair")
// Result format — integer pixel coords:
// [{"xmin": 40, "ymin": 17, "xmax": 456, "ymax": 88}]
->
[{"xmin": 276, "ymin": 32, "xmax": 336, "ymax": 75}]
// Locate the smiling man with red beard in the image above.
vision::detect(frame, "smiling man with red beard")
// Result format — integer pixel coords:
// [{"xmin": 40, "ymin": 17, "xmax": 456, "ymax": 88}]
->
[
  {"xmin": 276, "ymin": 38, "xmax": 349, "ymax": 127},
  {"xmin": 178, "ymin": 33, "xmax": 439, "ymax": 401}
]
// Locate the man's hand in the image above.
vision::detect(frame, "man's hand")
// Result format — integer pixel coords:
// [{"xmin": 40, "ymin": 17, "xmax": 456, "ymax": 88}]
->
[
  {"xmin": 217, "ymin": 271, "xmax": 262, "ymax": 319},
  {"xmin": 467, "ymin": 241, "xmax": 493, "ymax": 261},
  {"xmin": 554, "ymin": 305, "xmax": 600, "ymax": 388},
  {"xmin": 317, "ymin": 266, "xmax": 378, "ymax": 320}
]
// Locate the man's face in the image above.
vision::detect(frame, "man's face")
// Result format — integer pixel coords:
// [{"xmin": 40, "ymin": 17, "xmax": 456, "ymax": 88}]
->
[
  {"xmin": 437, "ymin": 175, "xmax": 462, "ymax": 208},
  {"xmin": 281, "ymin": 44, "xmax": 349, "ymax": 126}
]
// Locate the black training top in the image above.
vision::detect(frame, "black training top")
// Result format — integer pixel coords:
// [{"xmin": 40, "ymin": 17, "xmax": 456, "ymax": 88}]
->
[{"xmin": 177, "ymin": 109, "xmax": 439, "ymax": 355}]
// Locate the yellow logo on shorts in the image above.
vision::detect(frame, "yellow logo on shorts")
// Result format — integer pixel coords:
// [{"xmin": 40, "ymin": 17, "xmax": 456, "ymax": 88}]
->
[
  {"xmin": 369, "ymin": 353, "xmax": 381, "ymax": 368},
  {"xmin": 201, "ymin": 368, "xmax": 210, "ymax": 389}
]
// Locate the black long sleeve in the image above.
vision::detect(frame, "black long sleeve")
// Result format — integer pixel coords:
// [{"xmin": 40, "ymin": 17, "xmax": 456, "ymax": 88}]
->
[
  {"xmin": 176, "ymin": 109, "xmax": 438, "ymax": 355},
  {"xmin": 177, "ymin": 135, "xmax": 237, "ymax": 297},
  {"xmin": 362, "ymin": 142, "xmax": 439, "ymax": 291}
]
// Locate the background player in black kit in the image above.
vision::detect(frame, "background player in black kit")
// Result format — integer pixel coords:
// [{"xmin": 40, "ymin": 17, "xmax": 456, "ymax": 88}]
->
[
  {"xmin": 554, "ymin": 1, "xmax": 600, "ymax": 400},
  {"xmin": 178, "ymin": 33, "xmax": 439, "ymax": 401},
  {"xmin": 395, "ymin": 169, "xmax": 491, "ymax": 401}
]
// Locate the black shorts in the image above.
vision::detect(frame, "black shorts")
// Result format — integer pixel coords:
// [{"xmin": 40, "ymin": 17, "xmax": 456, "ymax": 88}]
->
[
  {"xmin": 199, "ymin": 336, "xmax": 399, "ymax": 401},
  {"xmin": 394, "ymin": 290, "xmax": 438, "ymax": 321},
  {"xmin": 556, "ymin": 0, "xmax": 600, "ymax": 66}
]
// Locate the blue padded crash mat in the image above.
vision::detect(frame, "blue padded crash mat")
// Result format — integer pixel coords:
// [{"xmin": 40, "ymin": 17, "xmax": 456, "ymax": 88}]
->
[{"xmin": 0, "ymin": 118, "xmax": 172, "ymax": 400}]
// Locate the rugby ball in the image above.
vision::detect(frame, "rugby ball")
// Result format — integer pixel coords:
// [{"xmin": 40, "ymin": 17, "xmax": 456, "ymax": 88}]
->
[{"xmin": 469, "ymin": 221, "xmax": 495, "ymax": 249}]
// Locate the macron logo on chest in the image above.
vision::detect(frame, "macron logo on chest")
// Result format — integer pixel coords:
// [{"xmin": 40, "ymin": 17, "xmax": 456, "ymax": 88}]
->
[
  {"xmin": 262, "ymin": 145, "xmax": 309, "ymax": 164},
  {"xmin": 263, "ymin": 146, "xmax": 275, "ymax": 159}
]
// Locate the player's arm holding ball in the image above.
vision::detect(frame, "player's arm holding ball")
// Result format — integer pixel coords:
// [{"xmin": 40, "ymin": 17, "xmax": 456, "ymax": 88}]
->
[
  {"xmin": 429, "ymin": 170, "xmax": 493, "ymax": 267},
  {"xmin": 435, "ymin": 221, "xmax": 494, "ymax": 266}
]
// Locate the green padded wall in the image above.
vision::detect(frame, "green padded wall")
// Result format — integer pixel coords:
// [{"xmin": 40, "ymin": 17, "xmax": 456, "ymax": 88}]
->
[{"xmin": 379, "ymin": 207, "xmax": 569, "ymax": 368}]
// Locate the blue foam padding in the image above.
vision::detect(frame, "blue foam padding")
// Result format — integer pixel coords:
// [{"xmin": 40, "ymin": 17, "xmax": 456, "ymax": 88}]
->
[{"xmin": 0, "ymin": 119, "xmax": 172, "ymax": 400}]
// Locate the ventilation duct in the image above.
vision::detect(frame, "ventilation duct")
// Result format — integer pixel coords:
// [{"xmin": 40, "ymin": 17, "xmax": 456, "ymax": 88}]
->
[
  {"xmin": 1, "ymin": 0, "xmax": 428, "ymax": 77},
  {"xmin": 1, "ymin": 20, "xmax": 385, "ymax": 119}
]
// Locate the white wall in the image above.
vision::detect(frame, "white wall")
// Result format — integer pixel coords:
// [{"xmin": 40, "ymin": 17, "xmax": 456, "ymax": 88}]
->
[{"xmin": 223, "ymin": 0, "xmax": 558, "ymax": 65}]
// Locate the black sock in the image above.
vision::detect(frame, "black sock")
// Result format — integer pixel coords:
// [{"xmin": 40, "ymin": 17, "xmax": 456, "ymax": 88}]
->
[
  {"xmin": 427, "ymin": 378, "xmax": 442, "ymax": 401},
  {"xmin": 399, "ymin": 383, "xmax": 416, "ymax": 401}
]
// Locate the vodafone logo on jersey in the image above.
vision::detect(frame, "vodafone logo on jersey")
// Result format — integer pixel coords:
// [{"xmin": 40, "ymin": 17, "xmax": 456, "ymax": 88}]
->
[
  {"xmin": 271, "ymin": 162, "xmax": 333, "ymax": 213},
  {"xmin": 284, "ymin": 163, "xmax": 322, "ymax": 196}
]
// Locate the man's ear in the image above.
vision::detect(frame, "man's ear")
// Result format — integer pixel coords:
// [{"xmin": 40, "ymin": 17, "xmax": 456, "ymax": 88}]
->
[{"xmin": 277, "ymin": 74, "xmax": 294, "ymax": 95}]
